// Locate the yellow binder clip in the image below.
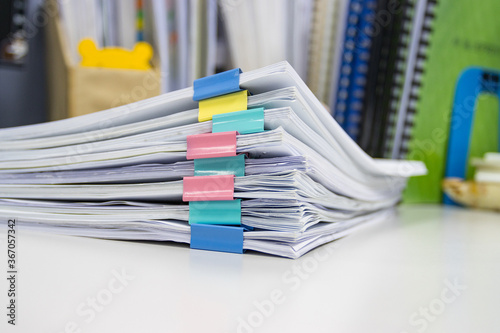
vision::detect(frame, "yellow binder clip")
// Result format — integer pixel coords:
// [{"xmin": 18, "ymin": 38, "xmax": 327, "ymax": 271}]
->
[{"xmin": 78, "ymin": 38, "xmax": 153, "ymax": 70}]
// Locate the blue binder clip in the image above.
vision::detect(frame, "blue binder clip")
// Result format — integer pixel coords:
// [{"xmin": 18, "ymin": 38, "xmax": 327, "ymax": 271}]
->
[
  {"xmin": 193, "ymin": 68, "xmax": 242, "ymax": 101},
  {"xmin": 444, "ymin": 67, "xmax": 500, "ymax": 205},
  {"xmin": 190, "ymin": 224, "xmax": 244, "ymax": 254}
]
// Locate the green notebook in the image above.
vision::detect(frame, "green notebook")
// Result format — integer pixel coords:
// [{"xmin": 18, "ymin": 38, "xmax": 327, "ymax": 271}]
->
[{"xmin": 404, "ymin": 0, "xmax": 500, "ymax": 203}]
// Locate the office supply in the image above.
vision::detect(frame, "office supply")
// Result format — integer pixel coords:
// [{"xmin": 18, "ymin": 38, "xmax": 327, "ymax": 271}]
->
[
  {"xmin": 0, "ymin": 62, "xmax": 426, "ymax": 258},
  {"xmin": 404, "ymin": 0, "xmax": 500, "ymax": 203},
  {"xmin": 0, "ymin": 156, "xmax": 304, "ymax": 184},
  {"xmin": 343, "ymin": 0, "xmax": 376, "ymax": 141},
  {"xmin": 443, "ymin": 68, "xmax": 500, "ymax": 204},
  {"xmin": 358, "ymin": 0, "xmax": 406, "ymax": 157},
  {"xmin": 334, "ymin": 0, "xmax": 362, "ymax": 126},
  {"xmin": 307, "ymin": 0, "xmax": 340, "ymax": 104},
  {"xmin": 380, "ymin": 0, "xmax": 413, "ymax": 158},
  {"xmin": 212, "ymin": 108, "xmax": 265, "ymax": 134},
  {"xmin": 189, "ymin": 200, "xmax": 242, "ymax": 225},
  {"xmin": 186, "ymin": 132, "xmax": 237, "ymax": 160},
  {"xmin": 193, "ymin": 155, "xmax": 246, "ymax": 177},
  {"xmin": 192, "ymin": 67, "xmax": 242, "ymax": 101},
  {"xmin": 389, "ymin": 0, "xmax": 436, "ymax": 160},
  {"xmin": 190, "ymin": 224, "xmax": 244, "ymax": 253},
  {"xmin": 185, "ymin": 72, "xmax": 261, "ymax": 253},
  {"xmin": 198, "ymin": 90, "xmax": 248, "ymax": 121}
]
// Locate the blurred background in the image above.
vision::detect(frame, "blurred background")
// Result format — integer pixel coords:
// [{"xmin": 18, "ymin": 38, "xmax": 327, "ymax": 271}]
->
[
  {"xmin": 0, "ymin": 0, "xmax": 46, "ymax": 127},
  {"xmin": 0, "ymin": 0, "xmax": 499, "ymax": 203}
]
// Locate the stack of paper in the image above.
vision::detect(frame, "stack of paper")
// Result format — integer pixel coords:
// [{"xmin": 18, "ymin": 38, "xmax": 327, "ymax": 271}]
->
[{"xmin": 0, "ymin": 62, "xmax": 426, "ymax": 258}]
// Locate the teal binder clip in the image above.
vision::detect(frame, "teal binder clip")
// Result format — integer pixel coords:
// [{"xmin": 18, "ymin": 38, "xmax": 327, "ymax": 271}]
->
[
  {"xmin": 189, "ymin": 200, "xmax": 242, "ymax": 225},
  {"xmin": 194, "ymin": 155, "xmax": 245, "ymax": 177},
  {"xmin": 212, "ymin": 108, "xmax": 265, "ymax": 134},
  {"xmin": 190, "ymin": 224, "xmax": 244, "ymax": 254},
  {"xmin": 193, "ymin": 68, "xmax": 242, "ymax": 101}
]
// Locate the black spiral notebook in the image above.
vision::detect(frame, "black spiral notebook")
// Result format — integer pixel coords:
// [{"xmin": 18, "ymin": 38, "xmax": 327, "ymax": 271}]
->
[{"xmin": 383, "ymin": 0, "xmax": 438, "ymax": 159}]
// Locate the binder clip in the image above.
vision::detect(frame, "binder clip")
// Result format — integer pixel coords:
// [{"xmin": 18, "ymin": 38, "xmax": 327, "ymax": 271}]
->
[
  {"xmin": 186, "ymin": 131, "xmax": 237, "ymax": 160},
  {"xmin": 212, "ymin": 108, "xmax": 265, "ymax": 134},
  {"xmin": 198, "ymin": 90, "xmax": 248, "ymax": 122},
  {"xmin": 187, "ymin": 69, "xmax": 265, "ymax": 254},
  {"xmin": 444, "ymin": 67, "xmax": 500, "ymax": 205},
  {"xmin": 193, "ymin": 68, "xmax": 242, "ymax": 101},
  {"xmin": 193, "ymin": 67, "xmax": 250, "ymax": 122},
  {"xmin": 190, "ymin": 224, "xmax": 244, "ymax": 254},
  {"xmin": 194, "ymin": 155, "xmax": 245, "ymax": 177},
  {"xmin": 183, "ymin": 175, "xmax": 235, "ymax": 202}
]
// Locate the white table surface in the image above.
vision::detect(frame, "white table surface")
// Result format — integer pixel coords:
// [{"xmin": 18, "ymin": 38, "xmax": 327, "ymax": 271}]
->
[{"xmin": 1, "ymin": 204, "xmax": 499, "ymax": 333}]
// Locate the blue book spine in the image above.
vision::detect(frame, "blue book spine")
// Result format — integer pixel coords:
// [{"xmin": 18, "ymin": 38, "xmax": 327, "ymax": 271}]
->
[
  {"xmin": 334, "ymin": 0, "xmax": 363, "ymax": 127},
  {"xmin": 344, "ymin": 0, "xmax": 377, "ymax": 141}
]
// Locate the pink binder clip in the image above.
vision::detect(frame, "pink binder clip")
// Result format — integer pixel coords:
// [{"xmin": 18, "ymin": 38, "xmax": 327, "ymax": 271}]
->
[
  {"xmin": 186, "ymin": 131, "xmax": 237, "ymax": 160},
  {"xmin": 182, "ymin": 175, "xmax": 235, "ymax": 201}
]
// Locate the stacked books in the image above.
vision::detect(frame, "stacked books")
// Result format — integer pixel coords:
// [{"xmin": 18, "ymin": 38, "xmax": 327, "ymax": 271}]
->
[{"xmin": 0, "ymin": 62, "xmax": 426, "ymax": 258}]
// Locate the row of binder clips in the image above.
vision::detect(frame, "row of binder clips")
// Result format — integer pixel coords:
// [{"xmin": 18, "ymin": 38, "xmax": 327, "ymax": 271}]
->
[{"xmin": 186, "ymin": 68, "xmax": 264, "ymax": 254}]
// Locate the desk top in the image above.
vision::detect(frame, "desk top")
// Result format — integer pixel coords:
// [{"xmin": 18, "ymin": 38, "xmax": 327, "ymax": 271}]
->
[{"xmin": 1, "ymin": 204, "xmax": 499, "ymax": 333}]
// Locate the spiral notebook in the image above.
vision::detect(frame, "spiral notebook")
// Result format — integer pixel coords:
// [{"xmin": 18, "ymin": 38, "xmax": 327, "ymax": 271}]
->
[
  {"xmin": 358, "ymin": 0, "xmax": 407, "ymax": 157},
  {"xmin": 387, "ymin": 0, "xmax": 437, "ymax": 160},
  {"xmin": 403, "ymin": 0, "xmax": 500, "ymax": 202}
]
